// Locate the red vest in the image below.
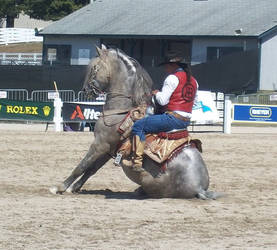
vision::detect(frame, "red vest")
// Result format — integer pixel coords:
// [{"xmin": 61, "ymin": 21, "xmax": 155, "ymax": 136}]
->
[{"xmin": 166, "ymin": 71, "xmax": 197, "ymax": 113}]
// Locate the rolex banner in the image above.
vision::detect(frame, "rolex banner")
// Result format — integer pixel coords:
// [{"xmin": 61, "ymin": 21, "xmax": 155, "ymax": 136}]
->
[
  {"xmin": 62, "ymin": 102, "xmax": 104, "ymax": 122},
  {"xmin": 0, "ymin": 99, "xmax": 54, "ymax": 121}
]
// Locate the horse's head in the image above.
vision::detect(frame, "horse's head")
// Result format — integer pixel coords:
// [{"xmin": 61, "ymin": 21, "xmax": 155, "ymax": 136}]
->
[
  {"xmin": 83, "ymin": 45, "xmax": 153, "ymax": 106},
  {"xmin": 83, "ymin": 45, "xmax": 113, "ymax": 97}
]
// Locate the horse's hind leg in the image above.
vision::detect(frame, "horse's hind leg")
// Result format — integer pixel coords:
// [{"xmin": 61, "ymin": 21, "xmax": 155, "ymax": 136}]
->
[
  {"xmin": 67, "ymin": 154, "xmax": 110, "ymax": 193},
  {"xmin": 50, "ymin": 142, "xmax": 110, "ymax": 194}
]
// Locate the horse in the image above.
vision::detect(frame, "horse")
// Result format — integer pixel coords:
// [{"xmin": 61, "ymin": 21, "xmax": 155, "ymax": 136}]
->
[{"xmin": 50, "ymin": 45, "xmax": 221, "ymax": 199}]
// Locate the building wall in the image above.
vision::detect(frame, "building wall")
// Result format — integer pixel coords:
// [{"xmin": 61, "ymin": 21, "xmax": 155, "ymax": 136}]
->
[
  {"xmin": 42, "ymin": 34, "xmax": 261, "ymax": 92},
  {"xmin": 259, "ymin": 30, "xmax": 277, "ymax": 91},
  {"xmin": 44, "ymin": 36, "xmax": 99, "ymax": 65},
  {"xmin": 192, "ymin": 37, "xmax": 258, "ymax": 64}
]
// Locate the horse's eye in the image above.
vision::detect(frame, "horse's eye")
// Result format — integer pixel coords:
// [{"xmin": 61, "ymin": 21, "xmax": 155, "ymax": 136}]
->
[{"xmin": 94, "ymin": 65, "xmax": 100, "ymax": 71}]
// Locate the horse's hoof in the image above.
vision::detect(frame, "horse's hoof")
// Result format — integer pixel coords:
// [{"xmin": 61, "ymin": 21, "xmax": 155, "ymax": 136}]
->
[
  {"xmin": 66, "ymin": 184, "xmax": 81, "ymax": 194},
  {"xmin": 66, "ymin": 186, "xmax": 80, "ymax": 194},
  {"xmin": 66, "ymin": 186, "xmax": 73, "ymax": 193},
  {"xmin": 49, "ymin": 186, "xmax": 62, "ymax": 194}
]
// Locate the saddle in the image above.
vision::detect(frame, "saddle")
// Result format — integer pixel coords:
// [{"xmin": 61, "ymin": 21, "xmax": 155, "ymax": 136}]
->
[{"xmin": 116, "ymin": 106, "xmax": 202, "ymax": 165}]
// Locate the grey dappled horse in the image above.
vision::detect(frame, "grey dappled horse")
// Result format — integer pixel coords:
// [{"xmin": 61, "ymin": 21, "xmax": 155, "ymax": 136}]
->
[{"xmin": 50, "ymin": 46, "xmax": 221, "ymax": 199}]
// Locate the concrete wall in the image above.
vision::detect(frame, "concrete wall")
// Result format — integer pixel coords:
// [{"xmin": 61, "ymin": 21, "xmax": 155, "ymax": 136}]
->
[
  {"xmin": 191, "ymin": 37, "xmax": 258, "ymax": 64},
  {"xmin": 259, "ymin": 30, "xmax": 277, "ymax": 91}
]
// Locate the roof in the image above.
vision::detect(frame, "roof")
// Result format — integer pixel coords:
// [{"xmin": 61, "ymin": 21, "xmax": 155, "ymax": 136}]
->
[{"xmin": 39, "ymin": 0, "xmax": 277, "ymax": 38}]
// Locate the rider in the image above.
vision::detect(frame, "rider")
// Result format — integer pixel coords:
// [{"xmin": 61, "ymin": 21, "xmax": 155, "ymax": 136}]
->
[{"xmin": 123, "ymin": 50, "xmax": 199, "ymax": 173}]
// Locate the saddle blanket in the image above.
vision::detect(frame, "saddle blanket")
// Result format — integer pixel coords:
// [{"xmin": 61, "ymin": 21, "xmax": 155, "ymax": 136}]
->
[
  {"xmin": 144, "ymin": 134, "xmax": 190, "ymax": 164},
  {"xmin": 117, "ymin": 132, "xmax": 202, "ymax": 165},
  {"xmin": 116, "ymin": 105, "xmax": 202, "ymax": 164}
]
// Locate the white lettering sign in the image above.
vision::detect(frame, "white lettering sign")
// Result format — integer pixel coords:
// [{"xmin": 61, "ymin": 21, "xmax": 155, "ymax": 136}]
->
[
  {"xmin": 48, "ymin": 92, "xmax": 59, "ymax": 99},
  {"xmin": 83, "ymin": 108, "xmax": 101, "ymax": 120},
  {"xmin": 0, "ymin": 91, "xmax": 7, "ymax": 99}
]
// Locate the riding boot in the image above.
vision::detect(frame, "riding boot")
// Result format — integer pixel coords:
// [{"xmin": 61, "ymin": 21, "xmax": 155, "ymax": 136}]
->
[{"xmin": 122, "ymin": 135, "xmax": 145, "ymax": 172}]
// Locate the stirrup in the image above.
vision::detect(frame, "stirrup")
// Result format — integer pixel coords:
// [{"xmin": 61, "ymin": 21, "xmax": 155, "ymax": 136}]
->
[{"xmin": 114, "ymin": 152, "xmax": 123, "ymax": 166}]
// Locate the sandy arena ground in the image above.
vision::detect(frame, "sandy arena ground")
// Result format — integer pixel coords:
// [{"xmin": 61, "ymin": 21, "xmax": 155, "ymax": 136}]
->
[{"xmin": 0, "ymin": 123, "xmax": 277, "ymax": 249}]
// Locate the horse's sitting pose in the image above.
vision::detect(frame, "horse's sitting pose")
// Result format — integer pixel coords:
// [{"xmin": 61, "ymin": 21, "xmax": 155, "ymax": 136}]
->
[{"xmin": 50, "ymin": 45, "xmax": 221, "ymax": 199}]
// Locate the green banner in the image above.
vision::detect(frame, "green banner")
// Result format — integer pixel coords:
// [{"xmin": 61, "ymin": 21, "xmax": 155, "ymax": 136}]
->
[{"xmin": 0, "ymin": 99, "xmax": 54, "ymax": 121}]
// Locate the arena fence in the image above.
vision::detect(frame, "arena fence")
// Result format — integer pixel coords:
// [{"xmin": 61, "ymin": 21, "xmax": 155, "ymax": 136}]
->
[
  {"xmin": 31, "ymin": 90, "xmax": 75, "ymax": 102},
  {"xmin": 77, "ymin": 91, "xmax": 106, "ymax": 102},
  {"xmin": 229, "ymin": 92, "xmax": 277, "ymax": 105},
  {"xmin": 0, "ymin": 28, "xmax": 42, "ymax": 45},
  {"xmin": 223, "ymin": 101, "xmax": 277, "ymax": 134},
  {"xmin": 0, "ymin": 89, "xmax": 226, "ymax": 132},
  {"xmin": 0, "ymin": 88, "xmax": 28, "ymax": 100}
]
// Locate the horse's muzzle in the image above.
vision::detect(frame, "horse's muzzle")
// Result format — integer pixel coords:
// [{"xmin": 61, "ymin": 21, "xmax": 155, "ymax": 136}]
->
[{"xmin": 83, "ymin": 80, "xmax": 103, "ymax": 97}]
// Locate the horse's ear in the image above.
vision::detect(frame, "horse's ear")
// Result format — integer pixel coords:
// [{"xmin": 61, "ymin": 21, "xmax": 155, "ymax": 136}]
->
[{"xmin": 95, "ymin": 46, "xmax": 103, "ymax": 56}]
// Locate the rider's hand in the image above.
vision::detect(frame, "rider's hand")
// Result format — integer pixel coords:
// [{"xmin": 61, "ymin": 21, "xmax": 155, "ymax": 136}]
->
[{"xmin": 152, "ymin": 90, "xmax": 159, "ymax": 95}]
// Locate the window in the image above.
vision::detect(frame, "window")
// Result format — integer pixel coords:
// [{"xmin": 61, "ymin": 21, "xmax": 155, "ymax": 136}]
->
[
  {"xmin": 43, "ymin": 45, "xmax": 72, "ymax": 65},
  {"xmin": 47, "ymin": 48, "xmax": 57, "ymax": 63},
  {"xmin": 207, "ymin": 47, "xmax": 243, "ymax": 61}
]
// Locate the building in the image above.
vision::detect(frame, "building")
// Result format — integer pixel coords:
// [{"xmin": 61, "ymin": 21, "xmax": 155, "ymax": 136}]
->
[{"xmin": 39, "ymin": 0, "xmax": 277, "ymax": 93}]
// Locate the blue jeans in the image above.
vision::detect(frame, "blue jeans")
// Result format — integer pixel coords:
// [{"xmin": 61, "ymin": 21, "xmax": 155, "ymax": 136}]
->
[{"xmin": 132, "ymin": 113, "xmax": 190, "ymax": 141}]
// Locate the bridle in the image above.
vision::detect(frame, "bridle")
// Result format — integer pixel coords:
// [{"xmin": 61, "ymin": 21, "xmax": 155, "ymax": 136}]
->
[
  {"xmin": 86, "ymin": 64, "xmax": 106, "ymax": 96},
  {"xmin": 85, "ymin": 60, "xmax": 133, "ymax": 127},
  {"xmin": 87, "ymin": 61, "xmax": 132, "ymax": 101}
]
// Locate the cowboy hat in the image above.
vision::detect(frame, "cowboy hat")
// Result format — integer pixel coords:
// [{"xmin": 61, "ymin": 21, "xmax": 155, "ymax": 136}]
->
[{"xmin": 158, "ymin": 50, "xmax": 187, "ymax": 66}]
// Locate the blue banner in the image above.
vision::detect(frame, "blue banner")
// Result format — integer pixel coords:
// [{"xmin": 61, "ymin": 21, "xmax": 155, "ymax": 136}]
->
[{"xmin": 233, "ymin": 104, "xmax": 277, "ymax": 123}]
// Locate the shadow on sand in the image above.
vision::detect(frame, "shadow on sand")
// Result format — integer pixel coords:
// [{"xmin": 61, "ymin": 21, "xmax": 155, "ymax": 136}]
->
[{"xmin": 78, "ymin": 188, "xmax": 149, "ymax": 200}]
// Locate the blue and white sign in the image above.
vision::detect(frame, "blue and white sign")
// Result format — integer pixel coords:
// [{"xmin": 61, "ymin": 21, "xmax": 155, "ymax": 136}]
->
[
  {"xmin": 191, "ymin": 91, "xmax": 220, "ymax": 124},
  {"xmin": 233, "ymin": 104, "xmax": 277, "ymax": 123}
]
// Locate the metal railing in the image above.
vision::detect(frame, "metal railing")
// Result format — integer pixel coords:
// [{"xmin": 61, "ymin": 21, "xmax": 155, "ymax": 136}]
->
[
  {"xmin": 77, "ymin": 91, "xmax": 106, "ymax": 102},
  {"xmin": 0, "ymin": 88, "xmax": 28, "ymax": 100},
  {"xmin": 234, "ymin": 92, "xmax": 277, "ymax": 105},
  {"xmin": 31, "ymin": 90, "xmax": 75, "ymax": 102}
]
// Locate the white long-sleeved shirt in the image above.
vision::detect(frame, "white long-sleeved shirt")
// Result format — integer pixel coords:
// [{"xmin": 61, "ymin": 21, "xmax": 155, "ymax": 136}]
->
[{"xmin": 155, "ymin": 70, "xmax": 198, "ymax": 118}]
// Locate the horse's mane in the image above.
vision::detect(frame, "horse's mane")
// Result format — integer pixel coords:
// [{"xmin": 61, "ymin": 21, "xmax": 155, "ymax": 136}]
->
[{"xmin": 115, "ymin": 49, "xmax": 153, "ymax": 106}]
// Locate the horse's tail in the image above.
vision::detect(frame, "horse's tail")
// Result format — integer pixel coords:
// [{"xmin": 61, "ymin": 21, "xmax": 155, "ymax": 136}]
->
[{"xmin": 197, "ymin": 188, "xmax": 225, "ymax": 200}]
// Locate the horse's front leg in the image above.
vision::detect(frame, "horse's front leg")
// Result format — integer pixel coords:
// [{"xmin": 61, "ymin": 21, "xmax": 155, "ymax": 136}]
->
[
  {"xmin": 67, "ymin": 154, "xmax": 111, "ymax": 193},
  {"xmin": 50, "ymin": 142, "xmax": 110, "ymax": 194}
]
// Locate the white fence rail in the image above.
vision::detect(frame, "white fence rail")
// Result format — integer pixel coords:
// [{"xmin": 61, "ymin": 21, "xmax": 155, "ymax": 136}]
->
[
  {"xmin": 0, "ymin": 52, "xmax": 42, "ymax": 65},
  {"xmin": 0, "ymin": 28, "xmax": 42, "ymax": 45},
  {"xmin": 0, "ymin": 52, "xmax": 56, "ymax": 65}
]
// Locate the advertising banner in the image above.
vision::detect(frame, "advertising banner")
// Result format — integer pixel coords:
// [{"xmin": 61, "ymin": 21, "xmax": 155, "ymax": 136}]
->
[
  {"xmin": 191, "ymin": 91, "xmax": 220, "ymax": 124},
  {"xmin": 62, "ymin": 92, "xmax": 220, "ymax": 125},
  {"xmin": 62, "ymin": 102, "xmax": 104, "ymax": 122},
  {"xmin": 0, "ymin": 99, "xmax": 54, "ymax": 121},
  {"xmin": 233, "ymin": 104, "xmax": 277, "ymax": 123}
]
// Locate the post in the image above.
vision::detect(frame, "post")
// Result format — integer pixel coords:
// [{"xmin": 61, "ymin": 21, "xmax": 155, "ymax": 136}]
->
[
  {"xmin": 223, "ymin": 100, "xmax": 232, "ymax": 134},
  {"xmin": 54, "ymin": 98, "xmax": 63, "ymax": 132}
]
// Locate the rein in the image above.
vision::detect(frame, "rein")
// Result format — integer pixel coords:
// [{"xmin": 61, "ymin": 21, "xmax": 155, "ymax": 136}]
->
[
  {"xmin": 86, "ymin": 51, "xmax": 152, "ymax": 127},
  {"xmin": 101, "ymin": 93, "xmax": 132, "ymax": 127},
  {"xmin": 102, "ymin": 108, "xmax": 130, "ymax": 127}
]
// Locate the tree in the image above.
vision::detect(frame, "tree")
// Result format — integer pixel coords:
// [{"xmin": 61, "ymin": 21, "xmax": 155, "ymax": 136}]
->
[
  {"xmin": 24, "ymin": 0, "xmax": 90, "ymax": 21},
  {"xmin": 0, "ymin": 0, "xmax": 25, "ymax": 27},
  {"xmin": 0, "ymin": 0, "xmax": 90, "ymax": 27}
]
